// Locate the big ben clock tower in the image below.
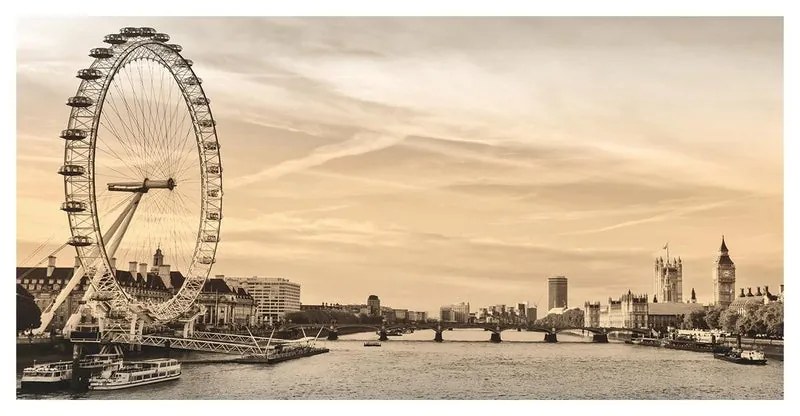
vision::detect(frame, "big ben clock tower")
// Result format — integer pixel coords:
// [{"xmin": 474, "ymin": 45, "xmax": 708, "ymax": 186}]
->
[{"xmin": 713, "ymin": 236, "xmax": 736, "ymax": 307}]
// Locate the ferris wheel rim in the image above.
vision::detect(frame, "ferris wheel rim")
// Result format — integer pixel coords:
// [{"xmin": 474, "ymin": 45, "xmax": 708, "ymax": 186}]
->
[{"xmin": 60, "ymin": 29, "xmax": 223, "ymax": 323}]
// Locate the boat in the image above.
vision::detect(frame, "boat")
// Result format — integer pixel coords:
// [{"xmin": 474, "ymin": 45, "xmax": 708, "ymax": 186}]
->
[
  {"xmin": 20, "ymin": 360, "xmax": 73, "ymax": 391},
  {"xmin": 364, "ymin": 341, "xmax": 382, "ymax": 347},
  {"xmin": 714, "ymin": 348, "xmax": 767, "ymax": 365},
  {"xmin": 88, "ymin": 358, "xmax": 181, "ymax": 390},
  {"xmin": 20, "ymin": 350, "xmax": 124, "ymax": 392}
]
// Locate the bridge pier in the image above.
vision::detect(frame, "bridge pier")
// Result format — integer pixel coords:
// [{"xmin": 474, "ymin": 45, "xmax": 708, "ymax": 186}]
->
[
  {"xmin": 378, "ymin": 330, "xmax": 389, "ymax": 342},
  {"xmin": 544, "ymin": 333, "xmax": 558, "ymax": 343},
  {"xmin": 70, "ymin": 343, "xmax": 82, "ymax": 390},
  {"xmin": 434, "ymin": 331, "xmax": 443, "ymax": 342},
  {"xmin": 490, "ymin": 332, "xmax": 502, "ymax": 343},
  {"xmin": 592, "ymin": 333, "xmax": 609, "ymax": 343}
]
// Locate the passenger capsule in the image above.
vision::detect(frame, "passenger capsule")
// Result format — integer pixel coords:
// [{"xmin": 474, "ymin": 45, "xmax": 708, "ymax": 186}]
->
[
  {"xmin": 192, "ymin": 97, "xmax": 210, "ymax": 106},
  {"xmin": 60, "ymin": 129, "xmax": 88, "ymax": 141},
  {"xmin": 67, "ymin": 96, "xmax": 94, "ymax": 108},
  {"xmin": 152, "ymin": 33, "xmax": 170, "ymax": 43},
  {"xmin": 120, "ymin": 27, "xmax": 142, "ymax": 37},
  {"xmin": 198, "ymin": 119, "xmax": 216, "ymax": 128},
  {"xmin": 207, "ymin": 189, "xmax": 222, "ymax": 198},
  {"xmin": 202, "ymin": 141, "xmax": 219, "ymax": 151},
  {"xmin": 199, "ymin": 256, "xmax": 216, "ymax": 265},
  {"xmin": 68, "ymin": 236, "xmax": 93, "ymax": 247},
  {"xmin": 139, "ymin": 27, "xmax": 157, "ymax": 37},
  {"xmin": 183, "ymin": 76, "xmax": 202, "ymax": 85},
  {"xmin": 103, "ymin": 34, "xmax": 127, "ymax": 45},
  {"xmin": 61, "ymin": 200, "xmax": 88, "ymax": 212},
  {"xmin": 76, "ymin": 68, "xmax": 103, "ymax": 80},
  {"xmin": 89, "ymin": 48, "xmax": 114, "ymax": 59},
  {"xmin": 203, "ymin": 235, "xmax": 218, "ymax": 243},
  {"xmin": 206, "ymin": 164, "xmax": 221, "ymax": 175},
  {"xmin": 206, "ymin": 212, "xmax": 222, "ymax": 221},
  {"xmin": 58, "ymin": 164, "xmax": 86, "ymax": 176},
  {"xmin": 165, "ymin": 44, "xmax": 182, "ymax": 52}
]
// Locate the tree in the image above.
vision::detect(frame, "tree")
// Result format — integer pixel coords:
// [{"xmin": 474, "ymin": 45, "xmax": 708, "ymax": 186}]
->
[
  {"xmin": 757, "ymin": 302, "xmax": 783, "ymax": 338},
  {"xmin": 16, "ymin": 284, "xmax": 41, "ymax": 331},
  {"xmin": 534, "ymin": 308, "xmax": 584, "ymax": 329},
  {"xmin": 683, "ymin": 309, "xmax": 709, "ymax": 330},
  {"xmin": 719, "ymin": 307, "xmax": 740, "ymax": 334},
  {"xmin": 704, "ymin": 305, "xmax": 726, "ymax": 330}
]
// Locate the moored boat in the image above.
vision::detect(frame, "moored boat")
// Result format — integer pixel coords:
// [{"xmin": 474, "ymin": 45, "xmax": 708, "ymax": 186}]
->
[
  {"xmin": 20, "ymin": 360, "xmax": 73, "ymax": 392},
  {"xmin": 364, "ymin": 341, "xmax": 382, "ymax": 347},
  {"xmin": 89, "ymin": 358, "xmax": 181, "ymax": 390},
  {"xmin": 714, "ymin": 348, "xmax": 767, "ymax": 365}
]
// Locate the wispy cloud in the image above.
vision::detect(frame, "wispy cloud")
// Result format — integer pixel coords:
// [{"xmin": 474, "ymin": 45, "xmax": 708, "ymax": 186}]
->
[{"xmin": 230, "ymin": 132, "xmax": 406, "ymax": 188}]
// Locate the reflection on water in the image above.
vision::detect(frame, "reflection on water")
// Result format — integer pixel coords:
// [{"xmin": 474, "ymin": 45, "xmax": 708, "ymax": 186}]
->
[{"xmin": 17, "ymin": 329, "xmax": 783, "ymax": 400}]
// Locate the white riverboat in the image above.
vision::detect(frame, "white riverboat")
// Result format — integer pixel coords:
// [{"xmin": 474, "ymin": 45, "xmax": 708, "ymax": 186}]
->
[
  {"xmin": 20, "ymin": 351, "xmax": 124, "ymax": 392},
  {"xmin": 20, "ymin": 360, "xmax": 73, "ymax": 391},
  {"xmin": 89, "ymin": 358, "xmax": 181, "ymax": 390}
]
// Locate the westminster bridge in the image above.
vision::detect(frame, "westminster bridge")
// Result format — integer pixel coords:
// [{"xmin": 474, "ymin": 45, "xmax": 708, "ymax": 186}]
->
[{"xmin": 280, "ymin": 322, "xmax": 654, "ymax": 343}]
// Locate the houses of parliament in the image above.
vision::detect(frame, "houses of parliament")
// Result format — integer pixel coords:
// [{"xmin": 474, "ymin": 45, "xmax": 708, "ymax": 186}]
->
[{"xmin": 654, "ymin": 236, "xmax": 737, "ymax": 307}]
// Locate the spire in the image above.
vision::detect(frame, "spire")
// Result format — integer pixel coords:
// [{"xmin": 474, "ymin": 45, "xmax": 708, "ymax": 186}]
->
[
  {"xmin": 720, "ymin": 235, "xmax": 729, "ymax": 253},
  {"xmin": 691, "ymin": 288, "xmax": 696, "ymax": 303},
  {"xmin": 653, "ymin": 294, "xmax": 658, "ymax": 303},
  {"xmin": 153, "ymin": 246, "xmax": 164, "ymax": 267}
]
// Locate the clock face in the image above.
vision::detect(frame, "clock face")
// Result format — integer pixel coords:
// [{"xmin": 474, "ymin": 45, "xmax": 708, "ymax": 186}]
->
[{"xmin": 722, "ymin": 270, "xmax": 731, "ymax": 277}]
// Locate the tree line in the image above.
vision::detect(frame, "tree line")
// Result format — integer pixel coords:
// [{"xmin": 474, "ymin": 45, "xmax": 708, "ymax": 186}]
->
[{"xmin": 683, "ymin": 302, "xmax": 783, "ymax": 338}]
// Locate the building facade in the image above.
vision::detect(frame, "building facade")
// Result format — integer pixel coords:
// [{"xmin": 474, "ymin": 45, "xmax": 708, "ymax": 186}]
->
[
  {"xmin": 223, "ymin": 276, "xmax": 300, "ymax": 324},
  {"xmin": 728, "ymin": 285, "xmax": 783, "ymax": 315},
  {"xmin": 600, "ymin": 291, "xmax": 648, "ymax": 329},
  {"xmin": 712, "ymin": 237, "xmax": 736, "ymax": 307},
  {"xmin": 367, "ymin": 295, "xmax": 381, "ymax": 316},
  {"xmin": 548, "ymin": 276, "xmax": 568, "ymax": 310},
  {"xmin": 654, "ymin": 256, "xmax": 683, "ymax": 303},
  {"xmin": 17, "ymin": 253, "xmax": 255, "ymax": 331},
  {"xmin": 584, "ymin": 301, "xmax": 601, "ymax": 328}
]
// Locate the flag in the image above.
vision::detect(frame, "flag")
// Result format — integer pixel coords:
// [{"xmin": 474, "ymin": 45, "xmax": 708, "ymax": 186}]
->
[{"xmin": 663, "ymin": 242, "xmax": 669, "ymax": 250}]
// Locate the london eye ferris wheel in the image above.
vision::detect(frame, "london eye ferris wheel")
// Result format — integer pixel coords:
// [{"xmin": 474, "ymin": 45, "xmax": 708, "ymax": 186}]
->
[{"xmin": 58, "ymin": 27, "xmax": 222, "ymax": 324}]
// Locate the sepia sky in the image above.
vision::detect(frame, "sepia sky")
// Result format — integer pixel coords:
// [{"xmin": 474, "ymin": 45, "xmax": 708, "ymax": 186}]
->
[{"xmin": 16, "ymin": 17, "xmax": 783, "ymax": 315}]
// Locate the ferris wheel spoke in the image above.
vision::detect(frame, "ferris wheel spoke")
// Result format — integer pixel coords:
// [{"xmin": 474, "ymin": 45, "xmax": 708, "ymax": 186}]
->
[
  {"xmin": 110, "ymin": 78, "xmax": 150, "ymax": 175},
  {"xmin": 102, "ymin": 92, "xmax": 149, "ymax": 178}
]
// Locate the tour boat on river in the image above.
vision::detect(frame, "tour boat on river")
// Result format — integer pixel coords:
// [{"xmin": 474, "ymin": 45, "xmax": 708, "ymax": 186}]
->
[
  {"xmin": 20, "ymin": 360, "xmax": 73, "ymax": 391},
  {"xmin": 714, "ymin": 348, "xmax": 768, "ymax": 365},
  {"xmin": 89, "ymin": 358, "xmax": 181, "ymax": 390},
  {"xmin": 20, "ymin": 351, "xmax": 124, "ymax": 391}
]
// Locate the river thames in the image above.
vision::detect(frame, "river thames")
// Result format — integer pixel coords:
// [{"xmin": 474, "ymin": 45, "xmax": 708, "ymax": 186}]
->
[{"xmin": 16, "ymin": 329, "xmax": 783, "ymax": 400}]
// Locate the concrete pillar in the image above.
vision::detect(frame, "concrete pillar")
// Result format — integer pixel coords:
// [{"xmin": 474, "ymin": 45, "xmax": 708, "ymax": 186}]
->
[
  {"xmin": 544, "ymin": 333, "xmax": 558, "ymax": 343},
  {"xmin": 490, "ymin": 332, "xmax": 502, "ymax": 343},
  {"xmin": 434, "ymin": 330, "xmax": 443, "ymax": 342},
  {"xmin": 592, "ymin": 333, "xmax": 609, "ymax": 343},
  {"xmin": 70, "ymin": 343, "xmax": 83, "ymax": 390},
  {"xmin": 378, "ymin": 330, "xmax": 389, "ymax": 342}
]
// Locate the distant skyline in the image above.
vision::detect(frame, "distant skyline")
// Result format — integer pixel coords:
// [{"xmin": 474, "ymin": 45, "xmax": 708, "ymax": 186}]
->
[{"xmin": 16, "ymin": 17, "xmax": 783, "ymax": 316}]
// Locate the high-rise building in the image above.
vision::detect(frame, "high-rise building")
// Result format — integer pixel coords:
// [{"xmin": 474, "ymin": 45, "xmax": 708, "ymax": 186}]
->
[
  {"xmin": 223, "ymin": 276, "xmax": 300, "ymax": 324},
  {"xmin": 548, "ymin": 276, "xmax": 568, "ymax": 310},
  {"xmin": 440, "ymin": 302, "xmax": 470, "ymax": 323},
  {"xmin": 367, "ymin": 294, "xmax": 381, "ymax": 316},
  {"xmin": 654, "ymin": 256, "xmax": 682, "ymax": 303},
  {"xmin": 713, "ymin": 236, "xmax": 736, "ymax": 307}
]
